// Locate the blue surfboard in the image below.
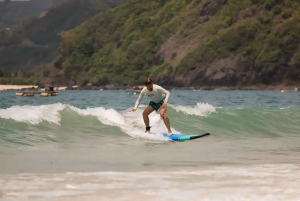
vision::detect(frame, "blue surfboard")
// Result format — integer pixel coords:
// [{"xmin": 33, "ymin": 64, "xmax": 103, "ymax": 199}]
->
[{"xmin": 162, "ymin": 133, "xmax": 210, "ymax": 141}]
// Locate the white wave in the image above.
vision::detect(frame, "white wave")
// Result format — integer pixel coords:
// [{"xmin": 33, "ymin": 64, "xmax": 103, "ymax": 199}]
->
[
  {"xmin": 69, "ymin": 106, "xmax": 126, "ymax": 126},
  {"xmin": 279, "ymin": 106, "xmax": 290, "ymax": 110},
  {"xmin": 68, "ymin": 105, "xmax": 172, "ymax": 141},
  {"xmin": 121, "ymin": 105, "xmax": 161, "ymax": 128},
  {"xmin": 0, "ymin": 103, "xmax": 65, "ymax": 125},
  {"xmin": 0, "ymin": 103, "xmax": 178, "ymax": 141},
  {"xmin": 119, "ymin": 106, "xmax": 179, "ymax": 141},
  {"xmin": 63, "ymin": 105, "xmax": 167, "ymax": 141},
  {"xmin": 171, "ymin": 103, "xmax": 216, "ymax": 116},
  {"xmin": 2, "ymin": 164, "xmax": 300, "ymax": 201},
  {"xmin": 0, "ymin": 104, "xmax": 126, "ymax": 126}
]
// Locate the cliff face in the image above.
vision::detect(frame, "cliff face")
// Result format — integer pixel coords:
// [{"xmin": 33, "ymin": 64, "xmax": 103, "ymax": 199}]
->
[
  {"xmin": 47, "ymin": 0, "xmax": 300, "ymax": 87},
  {"xmin": 165, "ymin": 0, "xmax": 300, "ymax": 88}
]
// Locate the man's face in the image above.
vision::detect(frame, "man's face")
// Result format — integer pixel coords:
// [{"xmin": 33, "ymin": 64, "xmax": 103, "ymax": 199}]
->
[{"xmin": 146, "ymin": 83, "xmax": 153, "ymax": 91}]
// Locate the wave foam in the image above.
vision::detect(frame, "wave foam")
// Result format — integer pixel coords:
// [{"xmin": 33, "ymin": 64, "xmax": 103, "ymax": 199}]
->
[
  {"xmin": 0, "ymin": 104, "xmax": 173, "ymax": 141},
  {"xmin": 171, "ymin": 103, "xmax": 216, "ymax": 116},
  {"xmin": 0, "ymin": 103, "xmax": 65, "ymax": 124},
  {"xmin": 69, "ymin": 106, "xmax": 126, "ymax": 126}
]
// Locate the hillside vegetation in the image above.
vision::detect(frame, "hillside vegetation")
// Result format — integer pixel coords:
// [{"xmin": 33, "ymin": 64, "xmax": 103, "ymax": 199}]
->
[
  {"xmin": 0, "ymin": 0, "xmax": 66, "ymax": 29},
  {"xmin": 3, "ymin": 0, "xmax": 300, "ymax": 88},
  {"xmin": 0, "ymin": 0, "xmax": 127, "ymax": 84},
  {"xmin": 45, "ymin": 0, "xmax": 300, "ymax": 88}
]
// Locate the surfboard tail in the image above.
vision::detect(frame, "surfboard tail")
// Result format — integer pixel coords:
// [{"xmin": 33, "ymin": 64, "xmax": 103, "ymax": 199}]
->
[{"xmin": 189, "ymin": 133, "xmax": 210, "ymax": 140}]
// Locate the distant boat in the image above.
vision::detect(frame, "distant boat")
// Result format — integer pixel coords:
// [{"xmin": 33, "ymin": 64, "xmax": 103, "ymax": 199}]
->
[{"xmin": 125, "ymin": 89, "xmax": 140, "ymax": 94}]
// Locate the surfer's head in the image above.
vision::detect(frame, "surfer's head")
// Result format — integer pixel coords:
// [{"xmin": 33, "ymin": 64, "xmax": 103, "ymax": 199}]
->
[{"xmin": 145, "ymin": 78, "xmax": 153, "ymax": 91}]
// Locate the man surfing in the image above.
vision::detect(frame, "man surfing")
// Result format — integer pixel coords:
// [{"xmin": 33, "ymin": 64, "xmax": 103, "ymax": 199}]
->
[{"xmin": 129, "ymin": 78, "xmax": 172, "ymax": 136}]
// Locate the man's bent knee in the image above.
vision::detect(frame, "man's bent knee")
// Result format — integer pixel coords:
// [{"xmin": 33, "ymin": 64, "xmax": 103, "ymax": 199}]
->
[
  {"xmin": 160, "ymin": 110, "xmax": 167, "ymax": 118},
  {"xmin": 143, "ymin": 111, "xmax": 148, "ymax": 117}
]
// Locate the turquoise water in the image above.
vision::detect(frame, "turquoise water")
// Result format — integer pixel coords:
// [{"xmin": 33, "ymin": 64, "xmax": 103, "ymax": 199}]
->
[
  {"xmin": 1, "ymin": 90, "xmax": 300, "ymax": 146},
  {"xmin": 1, "ymin": 89, "xmax": 300, "ymax": 109},
  {"xmin": 1, "ymin": 89, "xmax": 300, "ymax": 200}
]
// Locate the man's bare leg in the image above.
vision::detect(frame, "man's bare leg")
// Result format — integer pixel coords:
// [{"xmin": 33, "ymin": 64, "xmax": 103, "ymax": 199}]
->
[
  {"xmin": 143, "ymin": 106, "xmax": 154, "ymax": 132},
  {"xmin": 159, "ymin": 105, "xmax": 172, "ymax": 135}
]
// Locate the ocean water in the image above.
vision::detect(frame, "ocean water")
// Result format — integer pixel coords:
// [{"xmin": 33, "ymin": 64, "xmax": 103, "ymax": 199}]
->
[{"xmin": 0, "ymin": 89, "xmax": 300, "ymax": 201}]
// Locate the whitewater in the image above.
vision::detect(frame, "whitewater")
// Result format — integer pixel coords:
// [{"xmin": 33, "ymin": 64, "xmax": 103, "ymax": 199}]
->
[{"xmin": 0, "ymin": 89, "xmax": 300, "ymax": 201}]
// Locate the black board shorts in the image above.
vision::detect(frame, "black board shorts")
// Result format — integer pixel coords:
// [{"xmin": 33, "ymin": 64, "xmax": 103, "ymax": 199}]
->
[{"xmin": 149, "ymin": 97, "xmax": 165, "ymax": 112}]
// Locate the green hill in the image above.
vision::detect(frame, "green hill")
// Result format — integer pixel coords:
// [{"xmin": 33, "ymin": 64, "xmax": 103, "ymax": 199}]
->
[
  {"xmin": 0, "ymin": 0, "xmax": 127, "ymax": 85},
  {"xmin": 45, "ymin": 0, "xmax": 300, "ymax": 88},
  {"xmin": 3, "ymin": 0, "xmax": 300, "ymax": 88},
  {"xmin": 0, "ymin": 0, "xmax": 66, "ymax": 29}
]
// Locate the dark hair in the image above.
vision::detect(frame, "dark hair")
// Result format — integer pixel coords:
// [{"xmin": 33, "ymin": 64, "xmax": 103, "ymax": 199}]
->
[{"xmin": 144, "ymin": 78, "xmax": 152, "ymax": 85}]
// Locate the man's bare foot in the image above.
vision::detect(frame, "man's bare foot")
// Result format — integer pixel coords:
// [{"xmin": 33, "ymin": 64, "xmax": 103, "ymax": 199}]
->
[{"xmin": 167, "ymin": 131, "xmax": 172, "ymax": 136}]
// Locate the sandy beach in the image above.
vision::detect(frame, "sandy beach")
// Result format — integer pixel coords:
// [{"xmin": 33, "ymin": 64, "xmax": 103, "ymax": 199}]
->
[
  {"xmin": 0, "ymin": 85, "xmax": 68, "ymax": 91},
  {"xmin": 0, "ymin": 85, "xmax": 38, "ymax": 91}
]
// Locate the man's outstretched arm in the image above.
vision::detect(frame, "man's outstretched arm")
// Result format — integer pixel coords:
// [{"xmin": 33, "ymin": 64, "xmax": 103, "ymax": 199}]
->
[
  {"xmin": 129, "ymin": 90, "xmax": 145, "ymax": 112},
  {"xmin": 134, "ymin": 92, "xmax": 144, "ymax": 109}
]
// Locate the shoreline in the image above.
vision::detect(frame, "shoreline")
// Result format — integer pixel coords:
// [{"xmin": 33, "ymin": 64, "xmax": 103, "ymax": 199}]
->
[
  {"xmin": 0, "ymin": 84, "xmax": 299, "ymax": 92},
  {"xmin": 51, "ymin": 84, "xmax": 300, "ymax": 92},
  {"xmin": 0, "ymin": 85, "xmax": 38, "ymax": 91},
  {"xmin": 0, "ymin": 85, "xmax": 67, "ymax": 91}
]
